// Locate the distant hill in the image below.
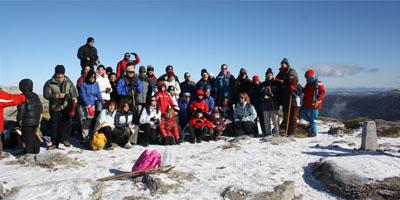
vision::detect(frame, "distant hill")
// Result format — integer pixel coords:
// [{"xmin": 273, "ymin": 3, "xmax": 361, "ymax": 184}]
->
[
  {"xmin": 321, "ymin": 89, "xmax": 400, "ymax": 121},
  {"xmin": 326, "ymin": 87, "xmax": 395, "ymax": 94}
]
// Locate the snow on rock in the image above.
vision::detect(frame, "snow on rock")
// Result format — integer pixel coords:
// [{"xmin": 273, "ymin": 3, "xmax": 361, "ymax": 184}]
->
[{"xmin": 0, "ymin": 120, "xmax": 399, "ymax": 199}]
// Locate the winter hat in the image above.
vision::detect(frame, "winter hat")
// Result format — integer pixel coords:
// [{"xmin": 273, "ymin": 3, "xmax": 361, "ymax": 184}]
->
[
  {"xmin": 305, "ymin": 69, "xmax": 315, "ymax": 78},
  {"xmin": 196, "ymin": 89, "xmax": 204, "ymax": 96},
  {"xmin": 157, "ymin": 81, "xmax": 166, "ymax": 89},
  {"xmin": 87, "ymin": 70, "xmax": 96, "ymax": 78},
  {"xmin": 19, "ymin": 79, "xmax": 33, "ymax": 93},
  {"xmin": 106, "ymin": 67, "xmax": 113, "ymax": 74},
  {"xmin": 209, "ymin": 72, "xmax": 215, "ymax": 77},
  {"xmin": 147, "ymin": 65, "xmax": 154, "ymax": 72},
  {"xmin": 183, "ymin": 92, "xmax": 191, "ymax": 97},
  {"xmin": 252, "ymin": 75, "xmax": 261, "ymax": 82},
  {"xmin": 126, "ymin": 65, "xmax": 135, "ymax": 73},
  {"xmin": 201, "ymin": 69, "xmax": 208, "ymax": 75},
  {"xmin": 239, "ymin": 68, "xmax": 247, "ymax": 75},
  {"xmin": 55, "ymin": 65, "xmax": 65, "ymax": 74},
  {"xmin": 266, "ymin": 68, "xmax": 273, "ymax": 75},
  {"xmin": 204, "ymin": 85, "xmax": 212, "ymax": 91},
  {"xmin": 165, "ymin": 65, "xmax": 173, "ymax": 72},
  {"xmin": 139, "ymin": 66, "xmax": 146, "ymax": 73},
  {"xmin": 281, "ymin": 58, "xmax": 289, "ymax": 66},
  {"xmin": 87, "ymin": 37, "xmax": 95, "ymax": 43}
]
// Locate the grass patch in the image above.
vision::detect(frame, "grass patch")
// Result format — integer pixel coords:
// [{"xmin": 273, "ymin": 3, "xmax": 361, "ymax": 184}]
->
[
  {"xmin": 377, "ymin": 126, "xmax": 400, "ymax": 138},
  {"xmin": 342, "ymin": 117, "xmax": 369, "ymax": 129}
]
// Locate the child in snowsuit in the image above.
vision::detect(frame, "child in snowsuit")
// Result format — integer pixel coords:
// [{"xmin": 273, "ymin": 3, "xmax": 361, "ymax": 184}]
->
[
  {"xmin": 160, "ymin": 108, "xmax": 180, "ymax": 145},
  {"xmin": 188, "ymin": 109, "xmax": 215, "ymax": 143}
]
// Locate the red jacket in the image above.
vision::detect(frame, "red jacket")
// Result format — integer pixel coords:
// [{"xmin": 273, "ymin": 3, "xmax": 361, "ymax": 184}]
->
[
  {"xmin": 302, "ymin": 81, "xmax": 325, "ymax": 110},
  {"xmin": 0, "ymin": 90, "xmax": 26, "ymax": 132},
  {"xmin": 189, "ymin": 99, "xmax": 209, "ymax": 113},
  {"xmin": 189, "ymin": 117, "xmax": 214, "ymax": 129},
  {"xmin": 155, "ymin": 91, "xmax": 176, "ymax": 114},
  {"xmin": 116, "ymin": 53, "xmax": 141, "ymax": 78},
  {"xmin": 160, "ymin": 117, "xmax": 180, "ymax": 140}
]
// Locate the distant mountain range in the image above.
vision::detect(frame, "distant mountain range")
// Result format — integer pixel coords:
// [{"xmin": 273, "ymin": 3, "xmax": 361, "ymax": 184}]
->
[
  {"xmin": 321, "ymin": 89, "xmax": 400, "ymax": 121},
  {"xmin": 326, "ymin": 87, "xmax": 396, "ymax": 94}
]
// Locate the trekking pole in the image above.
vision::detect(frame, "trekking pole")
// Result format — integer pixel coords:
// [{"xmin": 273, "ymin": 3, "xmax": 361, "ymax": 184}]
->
[{"xmin": 285, "ymin": 93, "xmax": 293, "ymax": 136}]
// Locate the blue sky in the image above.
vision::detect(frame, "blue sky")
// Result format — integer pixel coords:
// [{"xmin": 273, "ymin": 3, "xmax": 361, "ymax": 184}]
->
[{"xmin": 1, "ymin": 1, "xmax": 399, "ymax": 93}]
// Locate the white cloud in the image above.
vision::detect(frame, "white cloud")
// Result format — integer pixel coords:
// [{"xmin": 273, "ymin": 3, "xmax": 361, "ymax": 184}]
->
[{"xmin": 303, "ymin": 64, "xmax": 379, "ymax": 77}]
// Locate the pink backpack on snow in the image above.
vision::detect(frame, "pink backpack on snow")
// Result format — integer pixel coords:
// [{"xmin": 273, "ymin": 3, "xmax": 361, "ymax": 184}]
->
[{"xmin": 131, "ymin": 149, "xmax": 161, "ymax": 172}]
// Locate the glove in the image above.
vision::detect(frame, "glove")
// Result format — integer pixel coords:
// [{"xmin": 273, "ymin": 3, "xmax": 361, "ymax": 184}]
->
[
  {"xmin": 154, "ymin": 119, "xmax": 160, "ymax": 126},
  {"xmin": 150, "ymin": 117, "xmax": 156, "ymax": 122},
  {"xmin": 69, "ymin": 101, "xmax": 77, "ymax": 118},
  {"xmin": 86, "ymin": 105, "xmax": 95, "ymax": 117}
]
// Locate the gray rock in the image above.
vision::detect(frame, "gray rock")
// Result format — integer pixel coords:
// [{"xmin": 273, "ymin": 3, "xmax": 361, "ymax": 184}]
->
[
  {"xmin": 221, "ymin": 181, "xmax": 295, "ymax": 200},
  {"xmin": 312, "ymin": 160, "xmax": 400, "ymax": 199},
  {"xmin": 0, "ymin": 183, "xmax": 3, "ymax": 199},
  {"xmin": 361, "ymin": 121, "xmax": 378, "ymax": 151}
]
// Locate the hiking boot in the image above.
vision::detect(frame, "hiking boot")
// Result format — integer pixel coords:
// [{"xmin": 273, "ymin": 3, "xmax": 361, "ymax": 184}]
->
[
  {"xmin": 308, "ymin": 132, "xmax": 317, "ymax": 137},
  {"xmin": 63, "ymin": 140, "xmax": 71, "ymax": 147}
]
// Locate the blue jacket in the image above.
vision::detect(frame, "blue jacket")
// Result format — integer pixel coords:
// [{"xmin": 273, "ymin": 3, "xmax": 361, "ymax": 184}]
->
[
  {"xmin": 80, "ymin": 82, "xmax": 103, "ymax": 106},
  {"xmin": 215, "ymin": 72, "xmax": 235, "ymax": 104},
  {"xmin": 178, "ymin": 98, "xmax": 191, "ymax": 127},
  {"xmin": 117, "ymin": 76, "xmax": 144, "ymax": 96},
  {"xmin": 204, "ymin": 96, "xmax": 215, "ymax": 113}
]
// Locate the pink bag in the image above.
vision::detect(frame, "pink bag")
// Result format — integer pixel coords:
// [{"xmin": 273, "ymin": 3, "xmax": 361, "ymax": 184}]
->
[{"xmin": 131, "ymin": 149, "xmax": 161, "ymax": 172}]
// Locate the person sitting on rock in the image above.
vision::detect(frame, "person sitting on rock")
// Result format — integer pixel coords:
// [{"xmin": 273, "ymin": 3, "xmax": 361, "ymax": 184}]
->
[
  {"xmin": 232, "ymin": 92, "xmax": 258, "ymax": 136},
  {"xmin": 188, "ymin": 109, "xmax": 215, "ymax": 143},
  {"xmin": 160, "ymin": 108, "xmax": 180, "ymax": 145},
  {"xmin": 114, "ymin": 101, "xmax": 139, "ymax": 148}
]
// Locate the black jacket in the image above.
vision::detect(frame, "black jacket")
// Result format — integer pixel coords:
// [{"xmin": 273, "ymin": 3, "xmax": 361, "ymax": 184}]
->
[
  {"xmin": 77, "ymin": 44, "xmax": 98, "ymax": 68},
  {"xmin": 17, "ymin": 79, "xmax": 43, "ymax": 127},
  {"xmin": 259, "ymin": 79, "xmax": 280, "ymax": 111}
]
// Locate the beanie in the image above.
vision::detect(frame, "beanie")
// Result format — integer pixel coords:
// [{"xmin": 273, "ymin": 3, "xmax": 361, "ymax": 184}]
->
[
  {"xmin": 87, "ymin": 37, "xmax": 95, "ymax": 44},
  {"xmin": 55, "ymin": 65, "xmax": 65, "ymax": 74},
  {"xmin": 252, "ymin": 75, "xmax": 261, "ymax": 82},
  {"xmin": 266, "ymin": 68, "xmax": 273, "ymax": 75}
]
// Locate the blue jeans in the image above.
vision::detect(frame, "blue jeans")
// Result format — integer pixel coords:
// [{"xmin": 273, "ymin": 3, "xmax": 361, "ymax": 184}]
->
[{"xmin": 300, "ymin": 107, "xmax": 319, "ymax": 134}]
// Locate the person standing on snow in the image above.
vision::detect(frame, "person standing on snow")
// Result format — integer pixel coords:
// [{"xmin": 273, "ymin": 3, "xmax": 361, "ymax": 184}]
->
[
  {"xmin": 77, "ymin": 37, "xmax": 99, "ymax": 69},
  {"xmin": 300, "ymin": 69, "xmax": 325, "ymax": 137}
]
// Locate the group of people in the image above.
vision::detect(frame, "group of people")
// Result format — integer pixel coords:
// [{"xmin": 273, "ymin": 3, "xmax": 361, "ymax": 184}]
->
[{"xmin": 0, "ymin": 37, "xmax": 326, "ymax": 156}]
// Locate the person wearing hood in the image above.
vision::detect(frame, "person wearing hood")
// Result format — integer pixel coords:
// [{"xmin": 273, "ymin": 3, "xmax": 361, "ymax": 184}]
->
[
  {"xmin": 116, "ymin": 52, "xmax": 141, "ymax": 78},
  {"xmin": 77, "ymin": 37, "xmax": 99, "ymax": 69},
  {"xmin": 116, "ymin": 63, "xmax": 144, "ymax": 111},
  {"xmin": 136, "ymin": 66, "xmax": 152, "ymax": 114},
  {"xmin": 146, "ymin": 65, "xmax": 158, "ymax": 95},
  {"xmin": 189, "ymin": 89, "xmax": 209, "ymax": 114},
  {"xmin": 43, "ymin": 65, "xmax": 78, "ymax": 149},
  {"xmin": 180, "ymin": 72, "xmax": 196, "ymax": 98},
  {"xmin": 0, "ymin": 88, "xmax": 26, "ymax": 158},
  {"xmin": 16, "ymin": 79, "xmax": 42, "ymax": 154},
  {"xmin": 215, "ymin": 64, "xmax": 236, "ymax": 106},
  {"xmin": 300, "ymin": 69, "xmax": 325, "ymax": 137},
  {"xmin": 196, "ymin": 69, "xmax": 212, "ymax": 91},
  {"xmin": 160, "ymin": 108, "xmax": 180, "ymax": 145},
  {"xmin": 79, "ymin": 70, "xmax": 104, "ymax": 142},
  {"xmin": 259, "ymin": 68, "xmax": 281, "ymax": 136},
  {"xmin": 233, "ymin": 68, "xmax": 252, "ymax": 104},
  {"xmin": 275, "ymin": 58, "xmax": 299, "ymax": 136},
  {"xmin": 232, "ymin": 92, "xmax": 258, "ymax": 136},
  {"xmin": 158, "ymin": 65, "xmax": 180, "ymax": 83},
  {"xmin": 96, "ymin": 65, "xmax": 112, "ymax": 104},
  {"xmin": 154, "ymin": 81, "xmax": 176, "ymax": 115}
]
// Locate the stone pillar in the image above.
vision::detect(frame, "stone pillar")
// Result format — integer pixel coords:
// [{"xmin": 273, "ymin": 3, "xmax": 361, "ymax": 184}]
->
[{"xmin": 361, "ymin": 121, "xmax": 378, "ymax": 151}]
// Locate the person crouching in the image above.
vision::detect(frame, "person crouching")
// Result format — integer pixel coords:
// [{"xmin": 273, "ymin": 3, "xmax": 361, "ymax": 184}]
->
[
  {"xmin": 188, "ymin": 109, "xmax": 215, "ymax": 143},
  {"xmin": 114, "ymin": 102, "xmax": 139, "ymax": 148},
  {"xmin": 160, "ymin": 108, "xmax": 180, "ymax": 145},
  {"xmin": 210, "ymin": 108, "xmax": 226, "ymax": 141}
]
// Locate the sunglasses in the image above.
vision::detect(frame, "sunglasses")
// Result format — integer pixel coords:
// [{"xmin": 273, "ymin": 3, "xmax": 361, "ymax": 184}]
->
[
  {"xmin": 222, "ymin": 67, "xmax": 228, "ymax": 70},
  {"xmin": 151, "ymin": 99, "xmax": 157, "ymax": 102},
  {"xmin": 127, "ymin": 71, "xmax": 134, "ymax": 74},
  {"xmin": 239, "ymin": 96, "xmax": 245, "ymax": 99}
]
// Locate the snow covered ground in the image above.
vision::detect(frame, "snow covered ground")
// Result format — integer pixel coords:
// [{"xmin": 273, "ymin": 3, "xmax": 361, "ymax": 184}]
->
[{"xmin": 1, "ymin": 120, "xmax": 399, "ymax": 200}]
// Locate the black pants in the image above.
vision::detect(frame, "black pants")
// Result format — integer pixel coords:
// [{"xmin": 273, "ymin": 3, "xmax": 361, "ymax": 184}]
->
[
  {"xmin": 99, "ymin": 126, "xmax": 129, "ymax": 147},
  {"xmin": 49, "ymin": 110, "xmax": 72, "ymax": 145},
  {"xmin": 140, "ymin": 124, "xmax": 158, "ymax": 146},
  {"xmin": 22, "ymin": 126, "xmax": 40, "ymax": 154},
  {"xmin": 232, "ymin": 121, "xmax": 257, "ymax": 136},
  {"xmin": 188, "ymin": 126, "xmax": 209, "ymax": 143}
]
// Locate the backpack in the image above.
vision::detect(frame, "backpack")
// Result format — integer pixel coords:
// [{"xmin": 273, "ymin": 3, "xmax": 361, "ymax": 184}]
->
[
  {"xmin": 90, "ymin": 131, "xmax": 107, "ymax": 150},
  {"xmin": 131, "ymin": 149, "xmax": 161, "ymax": 172}
]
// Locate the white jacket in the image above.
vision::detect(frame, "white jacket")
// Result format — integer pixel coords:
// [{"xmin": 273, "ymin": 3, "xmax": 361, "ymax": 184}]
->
[
  {"xmin": 165, "ymin": 77, "xmax": 181, "ymax": 97},
  {"xmin": 96, "ymin": 74, "xmax": 112, "ymax": 100},
  {"xmin": 139, "ymin": 106, "xmax": 161, "ymax": 129},
  {"xmin": 96, "ymin": 109, "xmax": 116, "ymax": 129}
]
